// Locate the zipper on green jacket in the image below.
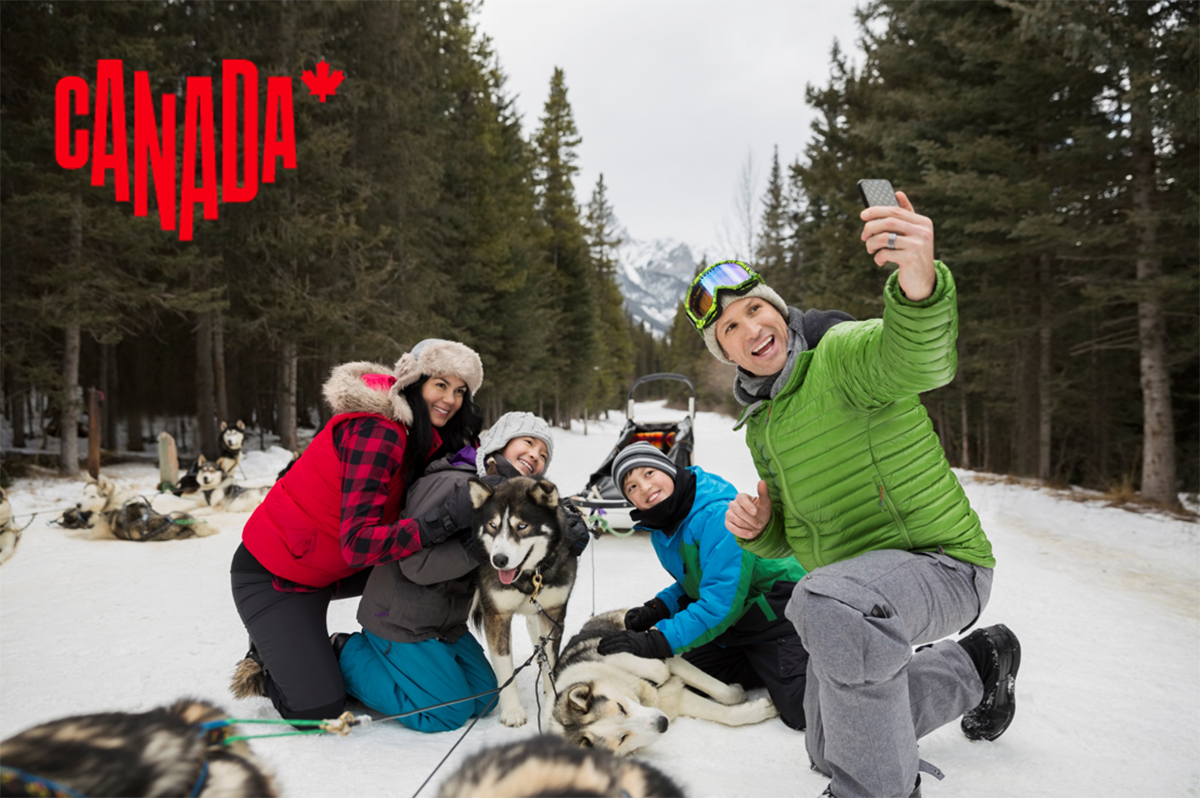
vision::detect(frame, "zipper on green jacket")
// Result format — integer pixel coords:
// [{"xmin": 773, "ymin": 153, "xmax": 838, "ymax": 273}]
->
[
  {"xmin": 757, "ymin": 402, "xmax": 825, "ymax": 567},
  {"xmin": 872, "ymin": 473, "xmax": 913, "ymax": 549}
]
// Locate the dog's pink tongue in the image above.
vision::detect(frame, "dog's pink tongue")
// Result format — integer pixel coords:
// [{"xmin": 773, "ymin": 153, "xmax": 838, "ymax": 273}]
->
[{"xmin": 498, "ymin": 568, "xmax": 518, "ymax": 585}]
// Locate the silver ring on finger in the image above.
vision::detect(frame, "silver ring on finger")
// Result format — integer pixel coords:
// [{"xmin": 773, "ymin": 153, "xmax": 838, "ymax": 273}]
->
[{"xmin": 887, "ymin": 232, "xmax": 897, "ymax": 250}]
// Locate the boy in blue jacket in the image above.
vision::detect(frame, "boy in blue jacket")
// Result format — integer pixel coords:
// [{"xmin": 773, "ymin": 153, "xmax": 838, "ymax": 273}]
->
[{"xmin": 597, "ymin": 441, "xmax": 809, "ymax": 730}]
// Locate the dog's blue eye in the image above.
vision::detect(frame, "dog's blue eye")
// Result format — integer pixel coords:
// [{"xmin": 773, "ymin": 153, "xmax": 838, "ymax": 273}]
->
[{"xmin": 517, "ymin": 523, "xmax": 527, "ymax": 530}]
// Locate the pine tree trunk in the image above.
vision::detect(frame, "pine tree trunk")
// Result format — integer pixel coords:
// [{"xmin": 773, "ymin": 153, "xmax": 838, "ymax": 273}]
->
[
  {"xmin": 214, "ymin": 310, "xmax": 229, "ymax": 425},
  {"xmin": 60, "ymin": 197, "xmax": 83, "ymax": 476},
  {"xmin": 1015, "ymin": 258, "xmax": 1041, "ymax": 476},
  {"xmin": 279, "ymin": 341, "xmax": 298, "ymax": 452},
  {"xmin": 1038, "ymin": 254, "xmax": 1053, "ymax": 483},
  {"xmin": 196, "ymin": 311, "xmax": 218, "ymax": 458},
  {"xmin": 11, "ymin": 381, "xmax": 27, "ymax": 449},
  {"xmin": 124, "ymin": 344, "xmax": 143, "ymax": 452},
  {"xmin": 1128, "ymin": 19, "xmax": 1178, "ymax": 506}
]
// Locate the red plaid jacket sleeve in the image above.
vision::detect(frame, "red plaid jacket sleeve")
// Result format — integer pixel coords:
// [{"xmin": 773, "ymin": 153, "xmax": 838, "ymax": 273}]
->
[{"xmin": 334, "ymin": 416, "xmax": 424, "ymax": 568}]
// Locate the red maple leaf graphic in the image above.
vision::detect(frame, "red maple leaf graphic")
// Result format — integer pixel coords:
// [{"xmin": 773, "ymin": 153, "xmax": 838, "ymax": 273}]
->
[{"xmin": 302, "ymin": 60, "xmax": 344, "ymax": 102}]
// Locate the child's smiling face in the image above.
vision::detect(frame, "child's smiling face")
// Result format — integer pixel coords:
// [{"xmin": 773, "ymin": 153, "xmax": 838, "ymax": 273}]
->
[
  {"xmin": 500, "ymin": 436, "xmax": 548, "ymax": 476},
  {"xmin": 622, "ymin": 466, "xmax": 676, "ymax": 511}
]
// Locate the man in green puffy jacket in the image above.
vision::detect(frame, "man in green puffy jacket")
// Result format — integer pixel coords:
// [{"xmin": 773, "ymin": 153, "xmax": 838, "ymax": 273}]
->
[{"xmin": 685, "ymin": 191, "xmax": 1021, "ymax": 798}]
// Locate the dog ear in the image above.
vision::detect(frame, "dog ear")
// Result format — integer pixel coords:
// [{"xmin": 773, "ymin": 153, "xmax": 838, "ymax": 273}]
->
[
  {"xmin": 567, "ymin": 683, "xmax": 592, "ymax": 714},
  {"xmin": 85, "ymin": 472, "xmax": 97, "ymax": 485},
  {"xmin": 197, "ymin": 454, "xmax": 207, "ymax": 464},
  {"xmin": 529, "ymin": 479, "xmax": 559, "ymax": 509},
  {"xmin": 220, "ymin": 421, "xmax": 228, "ymax": 431},
  {"xmin": 237, "ymin": 420, "xmax": 245, "ymax": 431},
  {"xmin": 467, "ymin": 477, "xmax": 494, "ymax": 509}
]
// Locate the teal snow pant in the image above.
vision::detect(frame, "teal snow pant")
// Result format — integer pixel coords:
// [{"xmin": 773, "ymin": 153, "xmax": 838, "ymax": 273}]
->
[
  {"xmin": 787, "ymin": 549, "xmax": 994, "ymax": 798},
  {"xmin": 338, "ymin": 629, "xmax": 497, "ymax": 733}
]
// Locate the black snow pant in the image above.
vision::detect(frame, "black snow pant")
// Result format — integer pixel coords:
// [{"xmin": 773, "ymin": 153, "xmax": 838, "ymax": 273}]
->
[
  {"xmin": 681, "ymin": 581, "xmax": 809, "ymax": 731},
  {"xmin": 230, "ymin": 543, "xmax": 371, "ymax": 722}
]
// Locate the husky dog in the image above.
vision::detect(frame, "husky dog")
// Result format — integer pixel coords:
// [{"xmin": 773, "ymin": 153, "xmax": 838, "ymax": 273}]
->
[
  {"xmin": 468, "ymin": 476, "xmax": 578, "ymax": 728},
  {"xmin": 0, "ymin": 487, "xmax": 19, "ymax": 565},
  {"xmin": 74, "ymin": 474, "xmax": 216, "ymax": 541},
  {"xmin": 0, "ymin": 698, "xmax": 278, "ymax": 797},
  {"xmin": 192, "ymin": 456, "xmax": 270, "ymax": 513},
  {"xmin": 436, "ymin": 733, "xmax": 684, "ymax": 798},
  {"xmin": 174, "ymin": 420, "xmax": 246, "ymax": 497},
  {"xmin": 217, "ymin": 420, "xmax": 246, "ymax": 478},
  {"xmin": 548, "ymin": 610, "xmax": 778, "ymax": 756}
]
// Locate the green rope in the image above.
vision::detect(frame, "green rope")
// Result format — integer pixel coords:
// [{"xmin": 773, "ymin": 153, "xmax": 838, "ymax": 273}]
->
[{"xmin": 223, "ymin": 729, "xmax": 326, "ymax": 744}]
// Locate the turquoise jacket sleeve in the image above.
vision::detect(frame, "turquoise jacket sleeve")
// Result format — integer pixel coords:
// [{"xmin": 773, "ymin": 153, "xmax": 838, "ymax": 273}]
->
[
  {"xmin": 655, "ymin": 503, "xmax": 754, "ymax": 653},
  {"xmin": 655, "ymin": 581, "xmax": 686, "ymax": 611}
]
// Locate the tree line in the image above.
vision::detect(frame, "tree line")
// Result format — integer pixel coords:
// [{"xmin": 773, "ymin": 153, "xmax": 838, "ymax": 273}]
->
[
  {"xmin": 662, "ymin": 0, "xmax": 1197, "ymax": 505},
  {"xmin": 1, "ymin": 1, "xmax": 640, "ymax": 474}
]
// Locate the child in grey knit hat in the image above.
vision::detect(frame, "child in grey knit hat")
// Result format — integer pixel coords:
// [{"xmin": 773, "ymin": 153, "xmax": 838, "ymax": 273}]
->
[{"xmin": 475, "ymin": 411, "xmax": 554, "ymax": 478}]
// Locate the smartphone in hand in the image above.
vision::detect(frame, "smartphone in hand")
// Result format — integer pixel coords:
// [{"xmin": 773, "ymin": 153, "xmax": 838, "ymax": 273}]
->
[{"xmin": 857, "ymin": 179, "xmax": 900, "ymax": 209}]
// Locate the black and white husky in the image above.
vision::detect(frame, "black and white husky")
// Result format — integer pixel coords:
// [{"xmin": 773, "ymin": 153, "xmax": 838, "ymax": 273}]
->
[
  {"xmin": 436, "ymin": 733, "xmax": 684, "ymax": 797},
  {"xmin": 547, "ymin": 610, "xmax": 778, "ymax": 756},
  {"xmin": 192, "ymin": 456, "xmax": 269, "ymax": 513},
  {"xmin": 174, "ymin": 420, "xmax": 245, "ymax": 497},
  {"xmin": 467, "ymin": 476, "xmax": 577, "ymax": 728},
  {"xmin": 0, "ymin": 698, "xmax": 278, "ymax": 797}
]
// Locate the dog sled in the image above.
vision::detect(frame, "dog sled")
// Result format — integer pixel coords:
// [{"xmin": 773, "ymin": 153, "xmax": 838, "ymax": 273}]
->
[{"xmin": 571, "ymin": 373, "xmax": 696, "ymax": 533}]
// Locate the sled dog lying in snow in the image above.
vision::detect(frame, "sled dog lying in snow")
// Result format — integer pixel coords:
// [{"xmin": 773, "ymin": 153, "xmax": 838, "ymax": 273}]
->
[
  {"xmin": 547, "ymin": 609, "xmax": 778, "ymax": 756},
  {"xmin": 436, "ymin": 733, "xmax": 684, "ymax": 798},
  {"xmin": 0, "ymin": 698, "xmax": 278, "ymax": 797},
  {"xmin": 191, "ymin": 456, "xmax": 270, "ymax": 513},
  {"xmin": 71, "ymin": 473, "xmax": 216, "ymax": 541},
  {"xmin": 468, "ymin": 475, "xmax": 577, "ymax": 728},
  {"xmin": 0, "ymin": 487, "xmax": 19, "ymax": 565},
  {"xmin": 174, "ymin": 419, "xmax": 247, "ymax": 497}
]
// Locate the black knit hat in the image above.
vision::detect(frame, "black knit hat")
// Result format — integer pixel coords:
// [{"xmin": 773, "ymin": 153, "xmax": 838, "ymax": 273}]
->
[{"xmin": 613, "ymin": 441, "xmax": 677, "ymax": 492}]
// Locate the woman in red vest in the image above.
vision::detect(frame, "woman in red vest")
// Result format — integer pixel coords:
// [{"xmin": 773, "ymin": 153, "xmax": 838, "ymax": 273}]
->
[{"xmin": 229, "ymin": 339, "xmax": 484, "ymax": 722}]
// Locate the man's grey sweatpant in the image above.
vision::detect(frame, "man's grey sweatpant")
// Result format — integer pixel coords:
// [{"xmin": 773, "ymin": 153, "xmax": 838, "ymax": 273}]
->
[{"xmin": 786, "ymin": 549, "xmax": 994, "ymax": 798}]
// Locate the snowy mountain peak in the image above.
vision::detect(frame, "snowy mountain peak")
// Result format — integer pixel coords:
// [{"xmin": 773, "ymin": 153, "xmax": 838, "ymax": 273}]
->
[{"xmin": 615, "ymin": 230, "xmax": 713, "ymax": 337}]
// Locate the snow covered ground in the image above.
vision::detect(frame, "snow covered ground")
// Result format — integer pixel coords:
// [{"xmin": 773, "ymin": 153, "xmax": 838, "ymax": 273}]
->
[{"xmin": 2, "ymin": 402, "xmax": 1197, "ymax": 797}]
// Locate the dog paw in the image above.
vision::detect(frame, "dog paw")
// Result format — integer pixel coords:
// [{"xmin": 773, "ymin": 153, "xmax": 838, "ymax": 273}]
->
[
  {"xmin": 499, "ymin": 706, "xmax": 528, "ymax": 727},
  {"xmin": 712, "ymin": 682, "xmax": 747, "ymax": 706},
  {"xmin": 728, "ymin": 697, "xmax": 779, "ymax": 726}
]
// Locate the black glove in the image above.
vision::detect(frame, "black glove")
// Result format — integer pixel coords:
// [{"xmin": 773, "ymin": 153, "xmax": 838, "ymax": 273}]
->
[
  {"xmin": 624, "ymin": 597, "xmax": 671, "ymax": 632},
  {"xmin": 596, "ymin": 629, "xmax": 673, "ymax": 660},
  {"xmin": 559, "ymin": 499, "xmax": 591, "ymax": 557},
  {"xmin": 415, "ymin": 483, "xmax": 474, "ymax": 547}
]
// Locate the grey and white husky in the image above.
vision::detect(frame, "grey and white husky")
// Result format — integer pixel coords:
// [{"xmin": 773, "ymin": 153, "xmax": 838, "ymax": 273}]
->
[
  {"xmin": 0, "ymin": 698, "xmax": 278, "ymax": 797},
  {"xmin": 436, "ymin": 733, "xmax": 683, "ymax": 797},
  {"xmin": 467, "ymin": 476, "xmax": 577, "ymax": 727},
  {"xmin": 547, "ymin": 610, "xmax": 778, "ymax": 756},
  {"xmin": 192, "ymin": 456, "xmax": 269, "ymax": 513}
]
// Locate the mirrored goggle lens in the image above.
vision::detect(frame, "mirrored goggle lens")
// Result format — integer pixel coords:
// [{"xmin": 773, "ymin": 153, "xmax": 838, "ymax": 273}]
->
[{"xmin": 687, "ymin": 261, "xmax": 760, "ymax": 328}]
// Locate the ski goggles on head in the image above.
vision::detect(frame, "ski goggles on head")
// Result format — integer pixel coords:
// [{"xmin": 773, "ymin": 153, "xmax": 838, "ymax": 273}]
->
[{"xmin": 685, "ymin": 260, "xmax": 763, "ymax": 331}]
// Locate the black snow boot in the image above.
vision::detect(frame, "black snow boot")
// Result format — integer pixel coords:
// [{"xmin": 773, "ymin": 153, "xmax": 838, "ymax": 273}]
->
[
  {"xmin": 330, "ymin": 632, "xmax": 353, "ymax": 661},
  {"xmin": 958, "ymin": 623, "xmax": 1021, "ymax": 741}
]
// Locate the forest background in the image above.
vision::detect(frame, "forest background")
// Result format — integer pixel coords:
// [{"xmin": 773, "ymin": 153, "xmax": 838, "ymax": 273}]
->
[{"xmin": 1, "ymin": 0, "xmax": 1196, "ymax": 507}]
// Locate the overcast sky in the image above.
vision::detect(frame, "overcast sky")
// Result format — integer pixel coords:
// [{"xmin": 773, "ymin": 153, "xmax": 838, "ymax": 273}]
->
[{"xmin": 475, "ymin": 0, "xmax": 864, "ymax": 257}]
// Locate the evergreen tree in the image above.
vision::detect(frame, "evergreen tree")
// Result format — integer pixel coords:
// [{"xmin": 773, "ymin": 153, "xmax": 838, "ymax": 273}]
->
[
  {"xmin": 585, "ymin": 174, "xmax": 634, "ymax": 414},
  {"xmin": 533, "ymin": 67, "xmax": 596, "ymax": 426},
  {"xmin": 755, "ymin": 146, "xmax": 788, "ymax": 278}
]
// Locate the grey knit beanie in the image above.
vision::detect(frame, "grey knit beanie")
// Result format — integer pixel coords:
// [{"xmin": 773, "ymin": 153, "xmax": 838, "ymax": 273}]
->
[
  {"xmin": 699, "ymin": 280, "xmax": 789, "ymax": 366},
  {"xmin": 612, "ymin": 441, "xmax": 677, "ymax": 493},
  {"xmin": 476, "ymin": 412, "xmax": 555, "ymax": 476}
]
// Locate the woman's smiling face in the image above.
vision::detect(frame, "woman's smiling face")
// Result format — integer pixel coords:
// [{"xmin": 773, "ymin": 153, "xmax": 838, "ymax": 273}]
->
[{"xmin": 421, "ymin": 375, "xmax": 467, "ymax": 428}]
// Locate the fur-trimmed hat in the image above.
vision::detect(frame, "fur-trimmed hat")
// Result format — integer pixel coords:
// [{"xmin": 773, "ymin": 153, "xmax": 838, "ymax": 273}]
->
[
  {"xmin": 698, "ymin": 277, "xmax": 789, "ymax": 366},
  {"xmin": 321, "ymin": 339, "xmax": 483, "ymax": 427},
  {"xmin": 476, "ymin": 412, "xmax": 554, "ymax": 476},
  {"xmin": 612, "ymin": 441, "xmax": 677, "ymax": 491},
  {"xmin": 392, "ymin": 339, "xmax": 484, "ymax": 395}
]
